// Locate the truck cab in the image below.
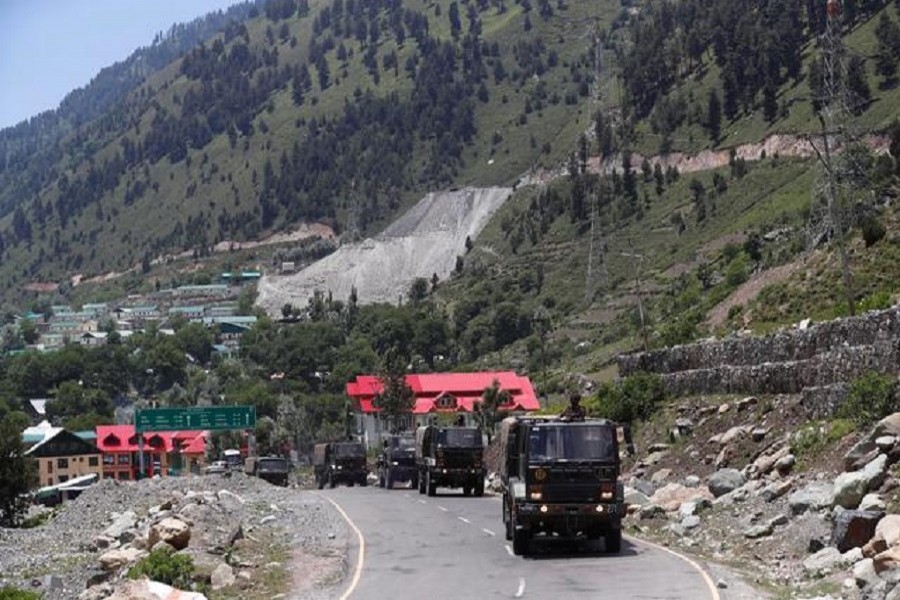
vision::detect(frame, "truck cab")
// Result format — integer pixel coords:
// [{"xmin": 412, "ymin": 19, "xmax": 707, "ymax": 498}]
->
[
  {"xmin": 376, "ymin": 434, "xmax": 418, "ymax": 489},
  {"xmin": 415, "ymin": 425, "xmax": 485, "ymax": 497},
  {"xmin": 498, "ymin": 416, "xmax": 629, "ymax": 555},
  {"xmin": 244, "ymin": 456, "xmax": 290, "ymax": 487},
  {"xmin": 313, "ymin": 442, "xmax": 368, "ymax": 489}
]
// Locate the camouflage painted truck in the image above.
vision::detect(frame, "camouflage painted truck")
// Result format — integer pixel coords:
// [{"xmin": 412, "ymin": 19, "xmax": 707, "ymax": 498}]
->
[
  {"xmin": 415, "ymin": 425, "xmax": 485, "ymax": 497},
  {"xmin": 313, "ymin": 442, "xmax": 368, "ymax": 489},
  {"xmin": 498, "ymin": 416, "xmax": 633, "ymax": 555}
]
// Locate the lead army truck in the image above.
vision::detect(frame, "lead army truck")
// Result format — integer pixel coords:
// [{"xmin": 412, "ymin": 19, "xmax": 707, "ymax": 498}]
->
[
  {"xmin": 498, "ymin": 416, "xmax": 631, "ymax": 555},
  {"xmin": 313, "ymin": 442, "xmax": 368, "ymax": 488},
  {"xmin": 415, "ymin": 425, "xmax": 485, "ymax": 496}
]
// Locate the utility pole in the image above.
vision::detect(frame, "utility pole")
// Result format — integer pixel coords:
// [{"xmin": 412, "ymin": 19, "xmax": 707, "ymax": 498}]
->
[
  {"xmin": 807, "ymin": 0, "xmax": 856, "ymax": 316},
  {"xmin": 620, "ymin": 250, "xmax": 648, "ymax": 351}
]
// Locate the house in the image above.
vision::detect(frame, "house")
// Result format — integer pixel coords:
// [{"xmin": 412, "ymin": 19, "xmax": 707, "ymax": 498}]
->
[
  {"xmin": 346, "ymin": 372, "xmax": 541, "ymax": 449},
  {"xmin": 126, "ymin": 305, "xmax": 161, "ymax": 321},
  {"xmin": 168, "ymin": 306, "xmax": 205, "ymax": 321},
  {"xmin": 78, "ymin": 331, "xmax": 108, "ymax": 347},
  {"xmin": 24, "ymin": 426, "xmax": 103, "ymax": 488},
  {"xmin": 24, "ymin": 399, "xmax": 49, "ymax": 423},
  {"xmin": 95, "ymin": 425, "xmax": 207, "ymax": 480}
]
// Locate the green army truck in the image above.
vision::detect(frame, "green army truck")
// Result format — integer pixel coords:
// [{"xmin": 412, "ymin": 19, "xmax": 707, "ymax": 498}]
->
[
  {"xmin": 313, "ymin": 442, "xmax": 368, "ymax": 489},
  {"xmin": 377, "ymin": 434, "xmax": 418, "ymax": 489},
  {"xmin": 415, "ymin": 425, "xmax": 485, "ymax": 497},
  {"xmin": 498, "ymin": 416, "xmax": 632, "ymax": 555}
]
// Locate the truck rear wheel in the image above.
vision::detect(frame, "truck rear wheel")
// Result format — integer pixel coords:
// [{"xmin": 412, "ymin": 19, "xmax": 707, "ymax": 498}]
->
[
  {"xmin": 605, "ymin": 528, "xmax": 622, "ymax": 554},
  {"xmin": 503, "ymin": 498, "xmax": 512, "ymax": 541},
  {"xmin": 317, "ymin": 474, "xmax": 325, "ymax": 490},
  {"xmin": 474, "ymin": 478, "xmax": 484, "ymax": 497},
  {"xmin": 329, "ymin": 473, "xmax": 336, "ymax": 489},
  {"xmin": 418, "ymin": 473, "xmax": 425, "ymax": 494},
  {"xmin": 386, "ymin": 470, "xmax": 393, "ymax": 489},
  {"xmin": 427, "ymin": 471, "xmax": 437, "ymax": 496}
]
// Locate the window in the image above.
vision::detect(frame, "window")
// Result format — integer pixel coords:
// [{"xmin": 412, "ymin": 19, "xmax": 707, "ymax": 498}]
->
[
  {"xmin": 57, "ymin": 458, "xmax": 68, "ymax": 469},
  {"xmin": 47, "ymin": 477, "xmax": 53, "ymax": 485},
  {"xmin": 89, "ymin": 457, "xmax": 99, "ymax": 467},
  {"xmin": 117, "ymin": 454, "xmax": 130, "ymax": 465},
  {"xmin": 47, "ymin": 460, "xmax": 53, "ymax": 474},
  {"xmin": 78, "ymin": 456, "xmax": 84, "ymax": 462},
  {"xmin": 58, "ymin": 475, "xmax": 68, "ymax": 483},
  {"xmin": 103, "ymin": 455, "xmax": 115, "ymax": 465},
  {"xmin": 117, "ymin": 472, "xmax": 130, "ymax": 480}
]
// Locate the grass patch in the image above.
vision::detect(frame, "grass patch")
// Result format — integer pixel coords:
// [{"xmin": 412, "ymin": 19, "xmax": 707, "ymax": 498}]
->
[
  {"xmin": 790, "ymin": 419, "xmax": 856, "ymax": 466},
  {"xmin": 128, "ymin": 548, "xmax": 195, "ymax": 590}
]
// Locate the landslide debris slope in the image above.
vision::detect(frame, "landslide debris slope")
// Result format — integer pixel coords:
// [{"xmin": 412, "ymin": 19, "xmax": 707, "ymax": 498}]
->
[{"xmin": 257, "ymin": 186, "xmax": 510, "ymax": 312}]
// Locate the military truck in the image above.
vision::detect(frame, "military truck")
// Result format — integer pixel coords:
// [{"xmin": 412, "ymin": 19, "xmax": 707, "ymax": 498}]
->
[
  {"xmin": 376, "ymin": 434, "xmax": 418, "ymax": 489},
  {"xmin": 498, "ymin": 416, "xmax": 632, "ymax": 555},
  {"xmin": 415, "ymin": 425, "xmax": 485, "ymax": 497},
  {"xmin": 313, "ymin": 442, "xmax": 368, "ymax": 489},
  {"xmin": 244, "ymin": 456, "xmax": 290, "ymax": 487}
]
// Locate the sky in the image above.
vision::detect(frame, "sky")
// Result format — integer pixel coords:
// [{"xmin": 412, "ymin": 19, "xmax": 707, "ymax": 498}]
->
[{"xmin": 0, "ymin": 0, "xmax": 244, "ymax": 129}]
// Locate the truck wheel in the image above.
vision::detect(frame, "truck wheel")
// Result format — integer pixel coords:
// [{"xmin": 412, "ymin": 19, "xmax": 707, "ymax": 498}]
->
[
  {"xmin": 386, "ymin": 470, "xmax": 393, "ymax": 490},
  {"xmin": 503, "ymin": 498, "xmax": 513, "ymax": 541},
  {"xmin": 474, "ymin": 478, "xmax": 484, "ymax": 497},
  {"xmin": 463, "ymin": 485, "xmax": 471, "ymax": 496},
  {"xmin": 605, "ymin": 528, "xmax": 622, "ymax": 554},
  {"xmin": 317, "ymin": 474, "xmax": 325, "ymax": 490},
  {"xmin": 412, "ymin": 476, "xmax": 419, "ymax": 490},
  {"xmin": 512, "ymin": 529, "xmax": 530, "ymax": 556},
  {"xmin": 360, "ymin": 476, "xmax": 368, "ymax": 487},
  {"xmin": 427, "ymin": 471, "xmax": 437, "ymax": 497},
  {"xmin": 418, "ymin": 475, "xmax": 425, "ymax": 494},
  {"xmin": 329, "ymin": 473, "xmax": 336, "ymax": 489},
  {"xmin": 378, "ymin": 474, "xmax": 385, "ymax": 488}
]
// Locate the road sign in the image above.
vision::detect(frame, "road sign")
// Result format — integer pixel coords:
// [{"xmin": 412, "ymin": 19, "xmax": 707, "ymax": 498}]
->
[{"xmin": 135, "ymin": 406, "xmax": 256, "ymax": 433}]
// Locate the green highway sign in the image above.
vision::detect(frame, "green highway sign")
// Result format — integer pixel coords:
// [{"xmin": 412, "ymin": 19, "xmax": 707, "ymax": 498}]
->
[{"xmin": 135, "ymin": 406, "xmax": 256, "ymax": 433}]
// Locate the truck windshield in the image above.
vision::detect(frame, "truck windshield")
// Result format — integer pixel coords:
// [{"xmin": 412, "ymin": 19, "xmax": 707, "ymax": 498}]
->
[
  {"xmin": 334, "ymin": 444, "xmax": 365, "ymax": 458},
  {"xmin": 436, "ymin": 428, "xmax": 482, "ymax": 448},
  {"xmin": 392, "ymin": 437, "xmax": 415, "ymax": 451},
  {"xmin": 258, "ymin": 458, "xmax": 288, "ymax": 472},
  {"xmin": 527, "ymin": 425, "xmax": 616, "ymax": 461}
]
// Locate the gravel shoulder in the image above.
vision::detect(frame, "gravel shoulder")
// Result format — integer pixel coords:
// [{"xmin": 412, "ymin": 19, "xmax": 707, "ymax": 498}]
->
[{"xmin": 0, "ymin": 473, "xmax": 349, "ymax": 600}]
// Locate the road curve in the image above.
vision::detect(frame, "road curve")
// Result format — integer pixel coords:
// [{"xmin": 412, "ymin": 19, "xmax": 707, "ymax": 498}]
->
[{"xmin": 321, "ymin": 485, "xmax": 721, "ymax": 600}]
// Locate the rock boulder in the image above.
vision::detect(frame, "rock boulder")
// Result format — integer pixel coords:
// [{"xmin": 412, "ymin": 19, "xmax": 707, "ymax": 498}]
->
[
  {"xmin": 708, "ymin": 469, "xmax": 746, "ymax": 498},
  {"xmin": 148, "ymin": 517, "xmax": 191, "ymax": 551},
  {"xmin": 831, "ymin": 510, "xmax": 884, "ymax": 552}
]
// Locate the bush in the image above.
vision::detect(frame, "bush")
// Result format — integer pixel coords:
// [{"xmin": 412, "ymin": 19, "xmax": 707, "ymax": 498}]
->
[
  {"xmin": 838, "ymin": 372, "xmax": 900, "ymax": 428},
  {"xmin": 0, "ymin": 588, "xmax": 40, "ymax": 600},
  {"xmin": 860, "ymin": 214, "xmax": 886, "ymax": 247},
  {"xmin": 587, "ymin": 372, "xmax": 667, "ymax": 423},
  {"xmin": 127, "ymin": 548, "xmax": 194, "ymax": 589}
]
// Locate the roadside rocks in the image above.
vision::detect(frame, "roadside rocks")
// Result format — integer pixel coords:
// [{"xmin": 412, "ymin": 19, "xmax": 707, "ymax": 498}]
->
[
  {"xmin": 148, "ymin": 518, "xmax": 191, "ymax": 551},
  {"xmin": 708, "ymin": 469, "xmax": 746, "ymax": 498},
  {"xmin": 790, "ymin": 483, "xmax": 835, "ymax": 515},
  {"xmin": 832, "ymin": 510, "xmax": 884, "ymax": 553},
  {"xmin": 99, "ymin": 547, "xmax": 145, "ymax": 572},
  {"xmin": 833, "ymin": 455, "xmax": 887, "ymax": 509}
]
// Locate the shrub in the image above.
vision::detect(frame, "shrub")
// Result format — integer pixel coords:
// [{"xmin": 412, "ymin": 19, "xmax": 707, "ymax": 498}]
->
[
  {"xmin": 587, "ymin": 372, "xmax": 667, "ymax": 423},
  {"xmin": 860, "ymin": 214, "xmax": 886, "ymax": 247},
  {"xmin": 838, "ymin": 372, "xmax": 900, "ymax": 428},
  {"xmin": 128, "ymin": 548, "xmax": 194, "ymax": 589},
  {"xmin": 0, "ymin": 588, "xmax": 40, "ymax": 600}
]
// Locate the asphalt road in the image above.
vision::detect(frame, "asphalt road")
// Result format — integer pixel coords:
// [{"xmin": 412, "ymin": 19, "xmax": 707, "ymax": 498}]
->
[{"xmin": 321, "ymin": 484, "xmax": 721, "ymax": 600}]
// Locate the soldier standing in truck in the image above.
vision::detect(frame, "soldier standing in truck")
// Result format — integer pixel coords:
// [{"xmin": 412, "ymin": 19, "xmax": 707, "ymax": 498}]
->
[{"xmin": 560, "ymin": 392, "xmax": 586, "ymax": 421}]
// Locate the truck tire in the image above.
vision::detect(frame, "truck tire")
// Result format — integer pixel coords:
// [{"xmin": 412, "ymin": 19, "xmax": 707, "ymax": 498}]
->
[
  {"xmin": 317, "ymin": 474, "xmax": 325, "ymax": 490},
  {"xmin": 474, "ymin": 478, "xmax": 484, "ymax": 497},
  {"xmin": 418, "ymin": 473, "xmax": 426, "ymax": 494},
  {"xmin": 329, "ymin": 472, "xmax": 336, "ymax": 489},
  {"xmin": 512, "ymin": 529, "xmax": 530, "ymax": 556},
  {"xmin": 386, "ymin": 470, "xmax": 393, "ymax": 490},
  {"xmin": 360, "ymin": 476, "xmax": 368, "ymax": 487},
  {"xmin": 605, "ymin": 528, "xmax": 622, "ymax": 554},
  {"xmin": 378, "ymin": 474, "xmax": 385, "ymax": 488},
  {"xmin": 503, "ymin": 498, "xmax": 512, "ymax": 541},
  {"xmin": 427, "ymin": 471, "xmax": 437, "ymax": 497},
  {"xmin": 463, "ymin": 485, "xmax": 471, "ymax": 496}
]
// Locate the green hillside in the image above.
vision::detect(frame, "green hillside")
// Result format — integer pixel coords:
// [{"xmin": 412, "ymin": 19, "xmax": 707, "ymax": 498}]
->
[{"xmin": 0, "ymin": 0, "xmax": 612, "ymax": 306}]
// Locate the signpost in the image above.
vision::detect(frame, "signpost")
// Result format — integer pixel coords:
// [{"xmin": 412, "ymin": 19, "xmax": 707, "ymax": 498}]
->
[{"xmin": 134, "ymin": 406, "xmax": 256, "ymax": 478}]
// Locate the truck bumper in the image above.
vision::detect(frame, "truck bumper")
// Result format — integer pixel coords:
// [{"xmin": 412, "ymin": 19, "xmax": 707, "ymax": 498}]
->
[
  {"xmin": 514, "ymin": 502, "xmax": 623, "ymax": 537},
  {"xmin": 430, "ymin": 467, "xmax": 485, "ymax": 488}
]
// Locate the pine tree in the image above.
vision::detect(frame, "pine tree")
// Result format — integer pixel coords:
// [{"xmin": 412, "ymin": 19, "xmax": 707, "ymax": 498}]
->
[
  {"xmin": 374, "ymin": 347, "xmax": 415, "ymax": 434},
  {"xmin": 0, "ymin": 417, "xmax": 36, "ymax": 527},
  {"xmin": 707, "ymin": 89, "xmax": 722, "ymax": 142}
]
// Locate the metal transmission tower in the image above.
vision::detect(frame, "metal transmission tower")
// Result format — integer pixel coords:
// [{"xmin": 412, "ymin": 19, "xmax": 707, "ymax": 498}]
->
[{"xmin": 806, "ymin": 0, "xmax": 856, "ymax": 316}]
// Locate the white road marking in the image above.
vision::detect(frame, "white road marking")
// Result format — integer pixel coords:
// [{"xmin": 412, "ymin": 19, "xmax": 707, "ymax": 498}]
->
[
  {"xmin": 458, "ymin": 517, "xmax": 471, "ymax": 524},
  {"xmin": 418, "ymin": 499, "xmax": 427, "ymax": 504},
  {"xmin": 514, "ymin": 577, "xmax": 526, "ymax": 598},
  {"xmin": 320, "ymin": 495, "xmax": 365, "ymax": 600},
  {"xmin": 505, "ymin": 544, "xmax": 514, "ymax": 556},
  {"xmin": 482, "ymin": 528, "xmax": 496, "ymax": 537},
  {"xmin": 626, "ymin": 535, "xmax": 721, "ymax": 600},
  {"xmin": 438, "ymin": 506, "xmax": 448, "ymax": 512}
]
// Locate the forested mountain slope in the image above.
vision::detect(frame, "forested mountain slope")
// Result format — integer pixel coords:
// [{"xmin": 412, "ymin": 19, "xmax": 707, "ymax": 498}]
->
[{"xmin": 0, "ymin": 0, "xmax": 610, "ymax": 305}]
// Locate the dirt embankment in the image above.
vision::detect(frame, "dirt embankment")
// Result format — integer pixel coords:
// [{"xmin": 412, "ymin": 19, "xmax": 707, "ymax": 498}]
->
[{"xmin": 256, "ymin": 187, "xmax": 511, "ymax": 314}]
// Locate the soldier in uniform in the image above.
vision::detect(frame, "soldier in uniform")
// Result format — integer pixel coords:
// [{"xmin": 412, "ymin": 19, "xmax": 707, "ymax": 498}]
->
[{"xmin": 560, "ymin": 392, "xmax": 586, "ymax": 421}]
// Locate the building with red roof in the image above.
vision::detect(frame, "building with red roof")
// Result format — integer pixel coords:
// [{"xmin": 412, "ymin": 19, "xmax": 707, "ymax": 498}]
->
[
  {"xmin": 346, "ymin": 371, "xmax": 540, "ymax": 448},
  {"xmin": 95, "ymin": 425, "xmax": 208, "ymax": 480}
]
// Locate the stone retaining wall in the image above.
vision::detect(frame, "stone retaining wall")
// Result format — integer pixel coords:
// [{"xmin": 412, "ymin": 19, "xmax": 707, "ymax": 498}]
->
[{"xmin": 617, "ymin": 307, "xmax": 900, "ymax": 400}]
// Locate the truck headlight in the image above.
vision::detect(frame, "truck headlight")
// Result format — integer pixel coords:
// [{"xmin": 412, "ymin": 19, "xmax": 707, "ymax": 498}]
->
[
  {"xmin": 530, "ymin": 492, "xmax": 542, "ymax": 500},
  {"xmin": 540, "ymin": 505, "xmax": 548, "ymax": 513},
  {"xmin": 601, "ymin": 491, "xmax": 614, "ymax": 500},
  {"xmin": 513, "ymin": 482, "xmax": 526, "ymax": 499},
  {"xmin": 391, "ymin": 461, "xmax": 399, "ymax": 466}
]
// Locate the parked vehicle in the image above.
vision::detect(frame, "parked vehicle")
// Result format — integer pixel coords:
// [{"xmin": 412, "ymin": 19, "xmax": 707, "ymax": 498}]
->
[
  {"xmin": 204, "ymin": 460, "xmax": 228, "ymax": 475},
  {"xmin": 376, "ymin": 434, "xmax": 417, "ymax": 489},
  {"xmin": 415, "ymin": 425, "xmax": 484, "ymax": 497},
  {"xmin": 313, "ymin": 442, "xmax": 368, "ymax": 489},
  {"xmin": 497, "ymin": 416, "xmax": 633, "ymax": 555},
  {"xmin": 244, "ymin": 456, "xmax": 290, "ymax": 486},
  {"xmin": 222, "ymin": 449, "xmax": 243, "ymax": 470}
]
